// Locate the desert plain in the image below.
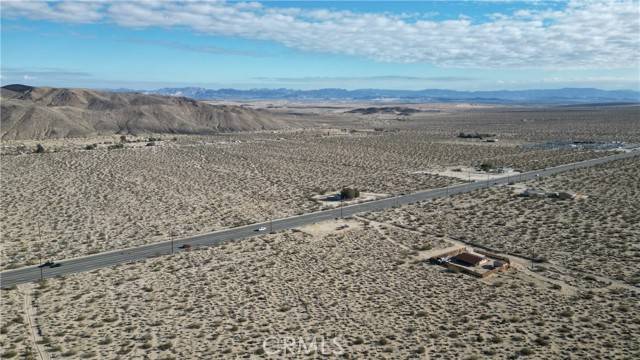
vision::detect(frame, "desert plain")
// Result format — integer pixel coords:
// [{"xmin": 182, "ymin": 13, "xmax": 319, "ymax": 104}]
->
[{"xmin": 1, "ymin": 102, "xmax": 639, "ymax": 359}]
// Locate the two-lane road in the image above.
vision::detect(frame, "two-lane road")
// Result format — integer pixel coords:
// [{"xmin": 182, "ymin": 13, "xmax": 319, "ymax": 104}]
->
[{"xmin": 1, "ymin": 150, "xmax": 637, "ymax": 288}]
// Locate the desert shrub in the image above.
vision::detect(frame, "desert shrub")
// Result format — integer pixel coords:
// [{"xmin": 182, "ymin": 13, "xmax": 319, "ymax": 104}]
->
[
  {"xmin": 489, "ymin": 336, "xmax": 503, "ymax": 344},
  {"xmin": 98, "ymin": 337, "xmax": 112, "ymax": 345},
  {"xmin": 35, "ymin": 144, "xmax": 45, "ymax": 153},
  {"xmin": 146, "ymin": 141, "xmax": 156, "ymax": 146},
  {"xmin": 116, "ymin": 347, "xmax": 131, "ymax": 355},
  {"xmin": 1, "ymin": 350, "xmax": 17, "ymax": 358},
  {"xmin": 62, "ymin": 349, "xmax": 78, "ymax": 357},
  {"xmin": 558, "ymin": 309, "xmax": 574, "ymax": 317},
  {"xmin": 413, "ymin": 243, "xmax": 432, "ymax": 251},
  {"xmin": 519, "ymin": 348, "xmax": 534, "ymax": 356},
  {"xmin": 340, "ymin": 187, "xmax": 360, "ymax": 200},
  {"xmin": 479, "ymin": 161, "xmax": 495, "ymax": 172},
  {"xmin": 458, "ymin": 132, "xmax": 483, "ymax": 139},
  {"xmin": 534, "ymin": 336, "xmax": 550, "ymax": 346},
  {"xmin": 80, "ymin": 351, "xmax": 97, "ymax": 358},
  {"xmin": 108, "ymin": 143, "xmax": 124, "ymax": 150},
  {"xmin": 84, "ymin": 144, "xmax": 98, "ymax": 150}
]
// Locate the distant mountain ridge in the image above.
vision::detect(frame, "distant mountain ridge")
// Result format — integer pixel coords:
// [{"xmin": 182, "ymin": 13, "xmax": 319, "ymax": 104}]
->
[
  {"xmin": 118, "ymin": 87, "xmax": 640, "ymax": 104},
  {"xmin": 0, "ymin": 84, "xmax": 288, "ymax": 140}
]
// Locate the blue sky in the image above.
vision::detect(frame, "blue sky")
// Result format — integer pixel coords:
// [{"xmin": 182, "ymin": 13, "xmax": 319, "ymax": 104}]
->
[{"xmin": 1, "ymin": 1, "xmax": 639, "ymax": 90}]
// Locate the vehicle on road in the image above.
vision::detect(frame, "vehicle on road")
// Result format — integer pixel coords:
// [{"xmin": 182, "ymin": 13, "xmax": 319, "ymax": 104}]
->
[
  {"xmin": 39, "ymin": 261, "xmax": 61, "ymax": 268},
  {"xmin": 179, "ymin": 244, "xmax": 192, "ymax": 250},
  {"xmin": 256, "ymin": 226, "xmax": 267, "ymax": 232}
]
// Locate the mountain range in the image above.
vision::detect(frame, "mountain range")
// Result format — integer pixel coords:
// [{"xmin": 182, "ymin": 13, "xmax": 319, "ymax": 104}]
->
[
  {"xmin": 123, "ymin": 87, "xmax": 640, "ymax": 104},
  {"xmin": 0, "ymin": 84, "xmax": 287, "ymax": 140}
]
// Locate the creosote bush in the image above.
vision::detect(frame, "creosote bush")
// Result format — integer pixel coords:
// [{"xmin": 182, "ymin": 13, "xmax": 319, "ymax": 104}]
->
[{"xmin": 340, "ymin": 187, "xmax": 360, "ymax": 200}]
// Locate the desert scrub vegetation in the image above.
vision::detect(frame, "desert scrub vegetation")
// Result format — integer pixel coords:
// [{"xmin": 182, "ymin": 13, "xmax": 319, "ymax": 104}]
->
[
  {"xmin": 21, "ymin": 222, "xmax": 640, "ymax": 358},
  {"xmin": 364, "ymin": 157, "xmax": 640, "ymax": 286},
  {"xmin": 0, "ymin": 288, "xmax": 36, "ymax": 358},
  {"xmin": 397, "ymin": 105, "xmax": 640, "ymax": 142},
  {"xmin": 0, "ymin": 130, "xmax": 614, "ymax": 268}
]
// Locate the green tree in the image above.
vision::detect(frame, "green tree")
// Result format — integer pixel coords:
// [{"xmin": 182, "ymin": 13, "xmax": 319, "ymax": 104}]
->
[
  {"xmin": 479, "ymin": 161, "xmax": 495, "ymax": 172},
  {"xmin": 340, "ymin": 187, "xmax": 360, "ymax": 200}
]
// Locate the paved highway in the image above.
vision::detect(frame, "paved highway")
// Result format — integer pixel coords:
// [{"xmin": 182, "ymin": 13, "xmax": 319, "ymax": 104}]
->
[{"xmin": 1, "ymin": 150, "xmax": 637, "ymax": 287}]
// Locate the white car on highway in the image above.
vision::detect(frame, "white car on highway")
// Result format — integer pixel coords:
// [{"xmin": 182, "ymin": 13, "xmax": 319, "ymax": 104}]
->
[{"xmin": 256, "ymin": 226, "xmax": 267, "ymax": 232}]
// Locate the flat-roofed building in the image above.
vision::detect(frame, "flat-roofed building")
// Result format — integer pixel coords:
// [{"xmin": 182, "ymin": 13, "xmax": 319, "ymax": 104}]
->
[{"xmin": 452, "ymin": 252, "xmax": 489, "ymax": 267}]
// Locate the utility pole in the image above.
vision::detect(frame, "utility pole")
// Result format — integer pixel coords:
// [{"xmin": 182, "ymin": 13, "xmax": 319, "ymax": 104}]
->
[
  {"xmin": 37, "ymin": 219, "xmax": 43, "ymax": 265},
  {"xmin": 40, "ymin": 267, "xmax": 44, "ymax": 282},
  {"xmin": 531, "ymin": 248, "xmax": 535, "ymax": 271},
  {"xmin": 270, "ymin": 213, "xmax": 274, "ymax": 233},
  {"xmin": 170, "ymin": 230, "xmax": 174, "ymax": 254},
  {"xmin": 340, "ymin": 197, "xmax": 343, "ymax": 218}
]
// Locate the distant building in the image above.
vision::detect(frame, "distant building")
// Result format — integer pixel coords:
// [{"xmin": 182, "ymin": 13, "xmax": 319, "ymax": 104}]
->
[{"xmin": 452, "ymin": 252, "xmax": 489, "ymax": 267}]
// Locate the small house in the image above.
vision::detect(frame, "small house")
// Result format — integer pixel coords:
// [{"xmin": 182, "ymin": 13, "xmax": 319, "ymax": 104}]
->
[{"xmin": 452, "ymin": 252, "xmax": 489, "ymax": 267}]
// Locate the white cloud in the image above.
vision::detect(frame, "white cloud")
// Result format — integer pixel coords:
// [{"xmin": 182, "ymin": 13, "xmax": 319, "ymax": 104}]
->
[
  {"xmin": 1, "ymin": 0, "xmax": 104, "ymax": 23},
  {"xmin": 2, "ymin": 0, "xmax": 639, "ymax": 68}
]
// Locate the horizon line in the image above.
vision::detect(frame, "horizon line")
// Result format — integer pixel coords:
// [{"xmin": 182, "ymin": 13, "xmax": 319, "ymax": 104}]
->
[{"xmin": 2, "ymin": 83, "xmax": 639, "ymax": 93}]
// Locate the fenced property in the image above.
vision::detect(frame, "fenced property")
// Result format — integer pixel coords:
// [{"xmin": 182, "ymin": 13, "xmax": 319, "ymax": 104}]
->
[{"xmin": 429, "ymin": 246, "xmax": 510, "ymax": 278}]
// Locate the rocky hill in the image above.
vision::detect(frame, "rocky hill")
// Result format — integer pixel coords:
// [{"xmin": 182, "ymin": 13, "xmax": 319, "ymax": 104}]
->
[{"xmin": 0, "ymin": 84, "xmax": 288, "ymax": 140}]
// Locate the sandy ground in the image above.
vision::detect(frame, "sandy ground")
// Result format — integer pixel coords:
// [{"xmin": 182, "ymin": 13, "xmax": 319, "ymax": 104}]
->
[
  {"xmin": 1, "ymin": 216, "xmax": 638, "ymax": 358},
  {"xmin": 413, "ymin": 165, "xmax": 521, "ymax": 182},
  {"xmin": 1, "ymin": 150, "xmax": 639, "ymax": 358},
  {"xmin": 297, "ymin": 218, "xmax": 362, "ymax": 238},
  {"xmin": 1, "ymin": 104, "xmax": 640, "ymax": 360},
  {"xmin": 363, "ymin": 156, "xmax": 640, "ymax": 288},
  {"xmin": 0, "ymin": 131, "xmax": 612, "ymax": 269}
]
